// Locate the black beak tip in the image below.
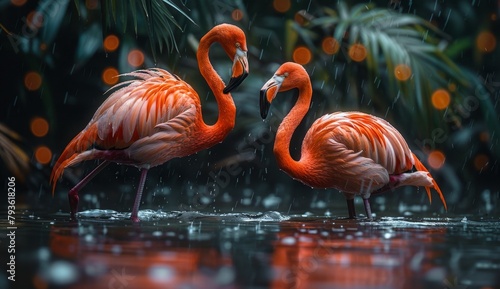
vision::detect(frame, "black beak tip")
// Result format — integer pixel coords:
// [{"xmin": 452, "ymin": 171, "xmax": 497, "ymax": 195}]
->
[
  {"xmin": 223, "ymin": 72, "xmax": 249, "ymax": 94},
  {"xmin": 259, "ymin": 89, "xmax": 271, "ymax": 119}
]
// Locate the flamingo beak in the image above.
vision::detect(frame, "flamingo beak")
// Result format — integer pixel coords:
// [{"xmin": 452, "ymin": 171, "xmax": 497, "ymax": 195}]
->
[
  {"xmin": 259, "ymin": 75, "xmax": 283, "ymax": 119},
  {"xmin": 223, "ymin": 47, "xmax": 249, "ymax": 94}
]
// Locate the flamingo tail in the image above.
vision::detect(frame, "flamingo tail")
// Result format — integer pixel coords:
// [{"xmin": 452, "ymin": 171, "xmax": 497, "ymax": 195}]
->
[{"xmin": 412, "ymin": 153, "xmax": 448, "ymax": 211}]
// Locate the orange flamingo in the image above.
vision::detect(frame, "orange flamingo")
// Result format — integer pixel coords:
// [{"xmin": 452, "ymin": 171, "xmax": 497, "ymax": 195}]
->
[
  {"xmin": 260, "ymin": 62, "xmax": 447, "ymax": 219},
  {"xmin": 50, "ymin": 24, "xmax": 249, "ymax": 222}
]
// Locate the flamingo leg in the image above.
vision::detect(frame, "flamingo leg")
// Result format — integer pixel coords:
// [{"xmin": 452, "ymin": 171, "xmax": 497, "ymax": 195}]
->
[
  {"xmin": 346, "ymin": 198, "xmax": 357, "ymax": 219},
  {"xmin": 363, "ymin": 198, "xmax": 373, "ymax": 220},
  {"xmin": 130, "ymin": 168, "xmax": 148, "ymax": 222},
  {"xmin": 68, "ymin": 160, "xmax": 110, "ymax": 220}
]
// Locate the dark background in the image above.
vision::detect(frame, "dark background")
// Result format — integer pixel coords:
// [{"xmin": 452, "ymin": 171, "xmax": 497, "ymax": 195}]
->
[{"xmin": 1, "ymin": 0, "xmax": 499, "ymax": 217}]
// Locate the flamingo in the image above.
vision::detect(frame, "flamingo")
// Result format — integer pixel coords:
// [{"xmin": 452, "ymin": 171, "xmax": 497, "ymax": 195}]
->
[
  {"xmin": 50, "ymin": 24, "xmax": 249, "ymax": 222},
  {"xmin": 259, "ymin": 62, "xmax": 447, "ymax": 219}
]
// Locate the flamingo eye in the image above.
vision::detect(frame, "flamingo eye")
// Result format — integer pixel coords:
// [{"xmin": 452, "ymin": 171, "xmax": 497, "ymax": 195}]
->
[
  {"xmin": 236, "ymin": 42, "xmax": 240, "ymax": 48},
  {"xmin": 283, "ymin": 72, "xmax": 289, "ymax": 77}
]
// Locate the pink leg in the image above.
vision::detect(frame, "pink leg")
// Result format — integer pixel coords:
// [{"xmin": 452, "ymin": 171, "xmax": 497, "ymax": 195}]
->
[
  {"xmin": 130, "ymin": 168, "xmax": 148, "ymax": 223},
  {"xmin": 68, "ymin": 161, "xmax": 110, "ymax": 220},
  {"xmin": 363, "ymin": 198, "xmax": 373, "ymax": 220}
]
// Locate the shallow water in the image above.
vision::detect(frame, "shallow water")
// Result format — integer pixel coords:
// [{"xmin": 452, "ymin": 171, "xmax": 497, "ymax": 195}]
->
[{"xmin": 1, "ymin": 210, "xmax": 499, "ymax": 289}]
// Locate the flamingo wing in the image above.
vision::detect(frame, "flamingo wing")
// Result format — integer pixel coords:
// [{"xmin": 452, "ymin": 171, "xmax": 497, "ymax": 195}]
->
[
  {"xmin": 301, "ymin": 112, "xmax": 414, "ymax": 193},
  {"xmin": 50, "ymin": 69, "xmax": 201, "ymax": 187}
]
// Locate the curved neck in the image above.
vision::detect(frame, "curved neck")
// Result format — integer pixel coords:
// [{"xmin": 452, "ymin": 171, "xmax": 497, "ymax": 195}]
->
[
  {"xmin": 196, "ymin": 32, "xmax": 236, "ymax": 146},
  {"xmin": 274, "ymin": 80, "xmax": 312, "ymax": 176}
]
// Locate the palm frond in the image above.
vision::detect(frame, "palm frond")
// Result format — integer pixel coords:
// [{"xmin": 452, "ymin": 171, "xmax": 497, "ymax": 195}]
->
[
  {"xmin": 307, "ymin": 2, "xmax": 478, "ymax": 136},
  {"xmin": 0, "ymin": 123, "xmax": 30, "ymax": 181}
]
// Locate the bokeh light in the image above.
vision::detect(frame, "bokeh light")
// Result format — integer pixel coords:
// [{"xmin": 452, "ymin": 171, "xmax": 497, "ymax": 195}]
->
[
  {"xmin": 102, "ymin": 67, "xmax": 119, "ymax": 85},
  {"xmin": 348, "ymin": 43, "xmax": 367, "ymax": 62},
  {"xmin": 24, "ymin": 71, "xmax": 42, "ymax": 91},
  {"xmin": 473, "ymin": 154, "xmax": 489, "ymax": 171},
  {"xmin": 431, "ymin": 89, "xmax": 451, "ymax": 110},
  {"xmin": 128, "ymin": 49, "xmax": 145, "ymax": 67},
  {"xmin": 394, "ymin": 64, "xmax": 412, "ymax": 81},
  {"xmin": 85, "ymin": 0, "xmax": 98, "ymax": 10},
  {"xmin": 448, "ymin": 82, "xmax": 457, "ymax": 92},
  {"xmin": 476, "ymin": 31, "xmax": 496, "ymax": 53},
  {"xmin": 273, "ymin": 0, "xmax": 291, "ymax": 13},
  {"xmin": 293, "ymin": 46, "xmax": 312, "ymax": 65},
  {"xmin": 428, "ymin": 150, "xmax": 445, "ymax": 170},
  {"xmin": 27, "ymin": 11, "xmax": 44, "ymax": 29},
  {"xmin": 104, "ymin": 34, "xmax": 119, "ymax": 52},
  {"xmin": 11, "ymin": 0, "xmax": 27, "ymax": 7},
  {"xmin": 35, "ymin": 146, "xmax": 52, "ymax": 165},
  {"xmin": 322, "ymin": 37, "xmax": 340, "ymax": 55},
  {"xmin": 31, "ymin": 117, "xmax": 49, "ymax": 137},
  {"xmin": 231, "ymin": 9, "xmax": 243, "ymax": 21}
]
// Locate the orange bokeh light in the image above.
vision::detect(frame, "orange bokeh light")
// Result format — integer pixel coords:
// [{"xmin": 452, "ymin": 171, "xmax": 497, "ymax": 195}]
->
[
  {"xmin": 293, "ymin": 46, "xmax": 312, "ymax": 65},
  {"xmin": 24, "ymin": 71, "xmax": 42, "ymax": 91},
  {"xmin": 348, "ymin": 43, "xmax": 367, "ymax": 62},
  {"xmin": 102, "ymin": 67, "xmax": 119, "ymax": 85},
  {"xmin": 35, "ymin": 146, "xmax": 52, "ymax": 165},
  {"xmin": 428, "ymin": 150, "xmax": 445, "ymax": 170},
  {"xmin": 394, "ymin": 64, "xmax": 412, "ymax": 81},
  {"xmin": 104, "ymin": 34, "xmax": 119, "ymax": 52},
  {"xmin": 31, "ymin": 117, "xmax": 49, "ymax": 137},
  {"xmin": 128, "ymin": 49, "xmax": 145, "ymax": 67},
  {"xmin": 231, "ymin": 9, "xmax": 244, "ymax": 21},
  {"xmin": 11, "ymin": 0, "xmax": 27, "ymax": 6},
  {"xmin": 476, "ymin": 31, "xmax": 496, "ymax": 53},
  {"xmin": 85, "ymin": 0, "xmax": 98, "ymax": 9},
  {"xmin": 322, "ymin": 37, "xmax": 340, "ymax": 55},
  {"xmin": 473, "ymin": 154, "xmax": 489, "ymax": 171},
  {"xmin": 431, "ymin": 89, "xmax": 451, "ymax": 110},
  {"xmin": 273, "ymin": 0, "xmax": 291, "ymax": 13},
  {"xmin": 27, "ymin": 11, "xmax": 44, "ymax": 29}
]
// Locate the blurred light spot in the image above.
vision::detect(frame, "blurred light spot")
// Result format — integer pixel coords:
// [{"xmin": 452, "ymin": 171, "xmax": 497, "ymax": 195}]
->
[
  {"xmin": 103, "ymin": 34, "xmax": 119, "ymax": 52},
  {"xmin": 394, "ymin": 64, "xmax": 412, "ymax": 81},
  {"xmin": 293, "ymin": 46, "xmax": 312, "ymax": 65},
  {"xmin": 42, "ymin": 261, "xmax": 79, "ymax": 286},
  {"xmin": 322, "ymin": 37, "xmax": 340, "ymax": 55},
  {"xmin": 428, "ymin": 150, "xmax": 445, "ymax": 170},
  {"xmin": 102, "ymin": 67, "xmax": 119, "ymax": 85},
  {"xmin": 473, "ymin": 154, "xmax": 489, "ymax": 171},
  {"xmin": 231, "ymin": 9, "xmax": 243, "ymax": 21},
  {"xmin": 35, "ymin": 146, "xmax": 52, "ymax": 165},
  {"xmin": 33, "ymin": 274, "xmax": 48, "ymax": 289},
  {"xmin": 24, "ymin": 71, "xmax": 42, "ymax": 91},
  {"xmin": 348, "ymin": 43, "xmax": 367, "ymax": 62},
  {"xmin": 476, "ymin": 31, "xmax": 496, "ymax": 53},
  {"xmin": 40, "ymin": 42, "xmax": 47, "ymax": 51},
  {"xmin": 294, "ymin": 11, "xmax": 306, "ymax": 25},
  {"xmin": 128, "ymin": 49, "xmax": 144, "ymax": 67},
  {"xmin": 448, "ymin": 82, "xmax": 457, "ymax": 92},
  {"xmin": 491, "ymin": 14, "xmax": 497, "ymax": 21},
  {"xmin": 11, "ymin": 0, "xmax": 27, "ymax": 6},
  {"xmin": 31, "ymin": 117, "xmax": 49, "ymax": 137},
  {"xmin": 273, "ymin": 0, "xmax": 290, "ymax": 13},
  {"xmin": 149, "ymin": 265, "xmax": 174, "ymax": 283},
  {"xmin": 85, "ymin": 0, "xmax": 98, "ymax": 10},
  {"xmin": 479, "ymin": 131, "xmax": 490, "ymax": 142},
  {"xmin": 27, "ymin": 11, "xmax": 44, "ymax": 29},
  {"xmin": 431, "ymin": 89, "xmax": 450, "ymax": 110}
]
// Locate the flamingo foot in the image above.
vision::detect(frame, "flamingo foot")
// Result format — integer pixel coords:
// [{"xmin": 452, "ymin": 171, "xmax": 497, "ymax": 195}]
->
[
  {"xmin": 130, "ymin": 168, "xmax": 149, "ymax": 223},
  {"xmin": 68, "ymin": 187, "xmax": 79, "ymax": 220}
]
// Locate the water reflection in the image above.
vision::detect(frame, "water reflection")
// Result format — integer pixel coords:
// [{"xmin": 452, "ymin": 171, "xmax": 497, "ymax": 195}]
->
[{"xmin": 24, "ymin": 212, "xmax": 499, "ymax": 289}]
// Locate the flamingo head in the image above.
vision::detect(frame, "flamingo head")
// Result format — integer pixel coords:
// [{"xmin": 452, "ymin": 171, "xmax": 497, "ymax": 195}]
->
[
  {"xmin": 260, "ymin": 62, "xmax": 308, "ymax": 118},
  {"xmin": 212, "ymin": 24, "xmax": 249, "ymax": 94}
]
